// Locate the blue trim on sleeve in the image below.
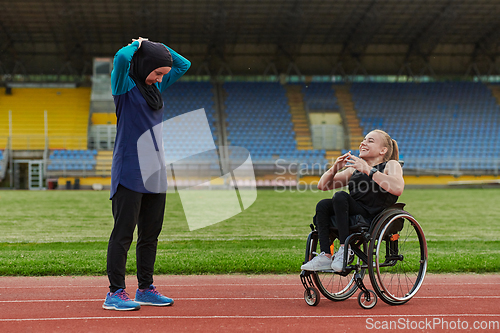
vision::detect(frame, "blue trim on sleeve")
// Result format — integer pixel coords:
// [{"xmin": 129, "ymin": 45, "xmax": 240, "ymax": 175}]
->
[
  {"xmin": 111, "ymin": 41, "xmax": 139, "ymax": 96},
  {"xmin": 158, "ymin": 45, "xmax": 191, "ymax": 92}
]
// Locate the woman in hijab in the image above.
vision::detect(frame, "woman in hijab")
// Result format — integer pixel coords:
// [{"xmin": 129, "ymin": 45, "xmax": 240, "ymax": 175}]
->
[{"xmin": 103, "ymin": 37, "xmax": 190, "ymax": 311}]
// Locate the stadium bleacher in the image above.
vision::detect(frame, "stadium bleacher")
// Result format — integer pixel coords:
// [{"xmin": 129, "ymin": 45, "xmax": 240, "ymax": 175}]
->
[
  {"xmin": 0, "ymin": 88, "xmax": 91, "ymax": 150},
  {"xmin": 3, "ymin": 80, "xmax": 500, "ymax": 188},
  {"xmin": 162, "ymin": 81, "xmax": 217, "ymax": 138},
  {"xmin": 47, "ymin": 149, "xmax": 97, "ymax": 171},
  {"xmin": 301, "ymin": 82, "xmax": 340, "ymax": 111},
  {"xmin": 223, "ymin": 82, "xmax": 326, "ymax": 166},
  {"xmin": 350, "ymin": 82, "xmax": 500, "ymax": 171},
  {"xmin": 161, "ymin": 82, "xmax": 218, "ymax": 160},
  {"xmin": 91, "ymin": 113, "xmax": 116, "ymax": 125}
]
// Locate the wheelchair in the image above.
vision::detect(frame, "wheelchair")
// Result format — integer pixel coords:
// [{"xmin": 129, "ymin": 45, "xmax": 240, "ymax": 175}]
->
[{"xmin": 300, "ymin": 203, "xmax": 428, "ymax": 309}]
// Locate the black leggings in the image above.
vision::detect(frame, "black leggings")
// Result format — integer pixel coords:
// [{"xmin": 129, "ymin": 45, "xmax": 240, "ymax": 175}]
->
[
  {"xmin": 107, "ymin": 184, "xmax": 166, "ymax": 293},
  {"xmin": 316, "ymin": 191, "xmax": 370, "ymax": 254}
]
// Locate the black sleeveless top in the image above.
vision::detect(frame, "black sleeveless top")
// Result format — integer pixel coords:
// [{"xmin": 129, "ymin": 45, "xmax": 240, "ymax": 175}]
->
[{"xmin": 348, "ymin": 161, "xmax": 399, "ymax": 217}]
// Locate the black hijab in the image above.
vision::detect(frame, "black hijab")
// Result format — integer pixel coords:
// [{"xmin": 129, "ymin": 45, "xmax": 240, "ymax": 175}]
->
[{"xmin": 129, "ymin": 41, "xmax": 173, "ymax": 110}]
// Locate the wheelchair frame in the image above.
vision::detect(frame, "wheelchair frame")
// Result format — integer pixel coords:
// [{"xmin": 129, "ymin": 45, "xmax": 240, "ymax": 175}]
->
[{"xmin": 300, "ymin": 203, "xmax": 428, "ymax": 309}]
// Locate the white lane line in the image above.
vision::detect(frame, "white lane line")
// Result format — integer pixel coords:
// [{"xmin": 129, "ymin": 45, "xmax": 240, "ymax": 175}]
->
[
  {"xmin": 0, "ymin": 298, "xmax": 298, "ymax": 303},
  {"xmin": 0, "ymin": 313, "xmax": 499, "ymax": 322},
  {"xmin": 0, "ymin": 295, "xmax": 499, "ymax": 303},
  {"xmin": 0, "ymin": 284, "xmax": 299, "ymax": 289},
  {"xmin": 416, "ymin": 296, "xmax": 500, "ymax": 299},
  {"xmin": 0, "ymin": 282, "xmax": 498, "ymax": 290}
]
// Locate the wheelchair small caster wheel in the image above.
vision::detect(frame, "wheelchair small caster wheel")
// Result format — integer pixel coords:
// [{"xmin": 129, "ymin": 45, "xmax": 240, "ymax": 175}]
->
[
  {"xmin": 358, "ymin": 289, "xmax": 377, "ymax": 309},
  {"xmin": 304, "ymin": 287, "xmax": 320, "ymax": 306}
]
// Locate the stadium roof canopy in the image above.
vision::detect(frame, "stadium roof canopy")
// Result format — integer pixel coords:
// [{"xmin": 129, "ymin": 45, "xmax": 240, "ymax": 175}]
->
[{"xmin": 1, "ymin": 0, "xmax": 500, "ymax": 77}]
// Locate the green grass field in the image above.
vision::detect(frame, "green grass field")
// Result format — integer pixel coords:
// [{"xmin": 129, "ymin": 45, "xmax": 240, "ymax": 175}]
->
[{"xmin": 0, "ymin": 188, "xmax": 499, "ymax": 275}]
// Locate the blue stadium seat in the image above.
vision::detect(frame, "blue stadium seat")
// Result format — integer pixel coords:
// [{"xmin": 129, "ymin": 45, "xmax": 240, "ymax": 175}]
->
[
  {"xmin": 161, "ymin": 82, "xmax": 219, "ymax": 161},
  {"xmin": 350, "ymin": 82, "xmax": 500, "ymax": 171},
  {"xmin": 302, "ymin": 83, "xmax": 340, "ymax": 111},
  {"xmin": 223, "ymin": 82, "xmax": 326, "ymax": 164},
  {"xmin": 48, "ymin": 149, "xmax": 97, "ymax": 172}
]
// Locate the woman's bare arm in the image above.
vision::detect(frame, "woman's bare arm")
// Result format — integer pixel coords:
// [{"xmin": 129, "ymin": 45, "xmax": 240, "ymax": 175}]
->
[{"xmin": 372, "ymin": 160, "xmax": 405, "ymax": 196}]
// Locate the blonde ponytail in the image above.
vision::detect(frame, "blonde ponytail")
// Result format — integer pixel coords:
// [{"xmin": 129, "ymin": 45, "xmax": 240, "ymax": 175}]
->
[
  {"xmin": 373, "ymin": 129, "xmax": 399, "ymax": 161},
  {"xmin": 390, "ymin": 139, "xmax": 399, "ymax": 161}
]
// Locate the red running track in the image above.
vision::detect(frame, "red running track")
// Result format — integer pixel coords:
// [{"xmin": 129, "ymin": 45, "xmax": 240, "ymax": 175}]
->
[{"xmin": 0, "ymin": 274, "xmax": 499, "ymax": 332}]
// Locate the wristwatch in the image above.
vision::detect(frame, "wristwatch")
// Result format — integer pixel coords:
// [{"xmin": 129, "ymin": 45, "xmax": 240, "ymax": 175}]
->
[{"xmin": 369, "ymin": 167, "xmax": 378, "ymax": 179}]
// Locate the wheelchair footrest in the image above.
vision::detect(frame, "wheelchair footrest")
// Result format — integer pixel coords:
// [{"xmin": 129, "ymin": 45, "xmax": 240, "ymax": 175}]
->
[{"xmin": 300, "ymin": 271, "xmax": 315, "ymax": 290}]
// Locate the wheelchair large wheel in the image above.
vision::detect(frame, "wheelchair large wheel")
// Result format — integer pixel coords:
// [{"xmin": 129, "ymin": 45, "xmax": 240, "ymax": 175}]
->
[
  {"xmin": 309, "ymin": 235, "xmax": 364, "ymax": 301},
  {"xmin": 368, "ymin": 211, "xmax": 427, "ymax": 306}
]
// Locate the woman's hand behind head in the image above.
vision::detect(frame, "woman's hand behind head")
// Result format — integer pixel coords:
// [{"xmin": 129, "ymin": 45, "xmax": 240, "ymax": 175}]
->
[{"xmin": 131, "ymin": 37, "xmax": 148, "ymax": 48}]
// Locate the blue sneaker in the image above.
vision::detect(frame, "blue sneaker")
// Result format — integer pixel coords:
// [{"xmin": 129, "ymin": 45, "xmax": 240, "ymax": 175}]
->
[
  {"xmin": 103, "ymin": 289, "xmax": 141, "ymax": 311},
  {"xmin": 135, "ymin": 285, "xmax": 174, "ymax": 306}
]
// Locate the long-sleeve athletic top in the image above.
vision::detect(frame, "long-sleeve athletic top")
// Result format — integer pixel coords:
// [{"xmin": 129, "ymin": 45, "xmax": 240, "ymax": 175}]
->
[{"xmin": 110, "ymin": 41, "xmax": 191, "ymax": 199}]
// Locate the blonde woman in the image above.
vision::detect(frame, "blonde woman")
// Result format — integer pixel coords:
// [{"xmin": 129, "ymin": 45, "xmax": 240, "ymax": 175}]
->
[{"xmin": 301, "ymin": 130, "xmax": 404, "ymax": 272}]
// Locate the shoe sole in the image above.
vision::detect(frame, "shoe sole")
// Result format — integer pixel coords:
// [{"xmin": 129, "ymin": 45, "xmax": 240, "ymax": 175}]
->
[
  {"xmin": 134, "ymin": 300, "xmax": 173, "ymax": 306},
  {"xmin": 102, "ymin": 304, "xmax": 141, "ymax": 311},
  {"xmin": 300, "ymin": 265, "xmax": 332, "ymax": 271}
]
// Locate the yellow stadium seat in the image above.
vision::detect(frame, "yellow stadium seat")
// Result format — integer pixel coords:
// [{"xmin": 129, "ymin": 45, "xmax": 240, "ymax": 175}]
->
[
  {"xmin": 91, "ymin": 112, "xmax": 117, "ymax": 125},
  {"xmin": 0, "ymin": 88, "xmax": 91, "ymax": 150}
]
